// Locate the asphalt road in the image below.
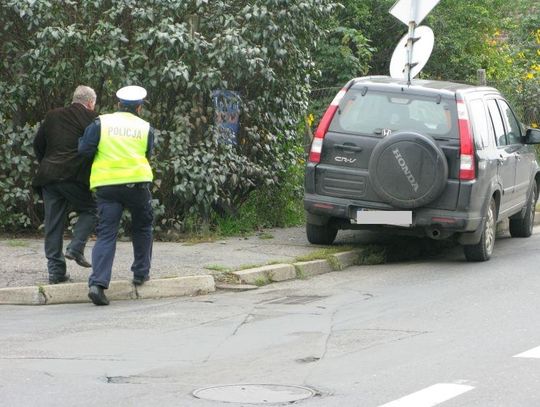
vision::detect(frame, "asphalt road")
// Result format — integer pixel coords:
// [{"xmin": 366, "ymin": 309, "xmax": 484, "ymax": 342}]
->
[{"xmin": 1, "ymin": 228, "xmax": 540, "ymax": 406}]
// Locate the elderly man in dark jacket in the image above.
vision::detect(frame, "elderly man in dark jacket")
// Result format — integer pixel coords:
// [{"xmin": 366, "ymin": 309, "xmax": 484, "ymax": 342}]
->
[{"xmin": 33, "ymin": 85, "xmax": 98, "ymax": 284}]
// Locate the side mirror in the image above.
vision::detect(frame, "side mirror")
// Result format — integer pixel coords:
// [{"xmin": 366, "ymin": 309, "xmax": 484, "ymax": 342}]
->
[{"xmin": 524, "ymin": 128, "xmax": 540, "ymax": 144}]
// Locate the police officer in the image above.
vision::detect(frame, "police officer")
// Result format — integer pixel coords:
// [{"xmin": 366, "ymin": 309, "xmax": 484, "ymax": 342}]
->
[{"xmin": 79, "ymin": 86, "xmax": 155, "ymax": 306}]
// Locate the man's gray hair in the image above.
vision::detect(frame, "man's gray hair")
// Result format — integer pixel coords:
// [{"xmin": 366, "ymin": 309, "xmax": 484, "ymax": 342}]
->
[{"xmin": 72, "ymin": 85, "xmax": 96, "ymax": 105}]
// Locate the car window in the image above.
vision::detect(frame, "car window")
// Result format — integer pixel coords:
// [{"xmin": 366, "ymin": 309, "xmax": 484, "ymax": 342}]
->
[
  {"xmin": 331, "ymin": 89, "xmax": 457, "ymax": 138},
  {"xmin": 498, "ymin": 100, "xmax": 522, "ymax": 144},
  {"xmin": 469, "ymin": 99, "xmax": 491, "ymax": 149},
  {"xmin": 487, "ymin": 99, "xmax": 506, "ymax": 146}
]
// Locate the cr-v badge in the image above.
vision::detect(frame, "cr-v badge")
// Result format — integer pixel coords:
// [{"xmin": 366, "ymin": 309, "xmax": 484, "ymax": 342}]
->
[{"xmin": 335, "ymin": 156, "xmax": 357, "ymax": 164}]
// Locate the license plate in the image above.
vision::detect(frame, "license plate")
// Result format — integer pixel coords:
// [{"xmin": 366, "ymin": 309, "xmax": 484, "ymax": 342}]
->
[{"xmin": 356, "ymin": 210, "xmax": 412, "ymax": 226}]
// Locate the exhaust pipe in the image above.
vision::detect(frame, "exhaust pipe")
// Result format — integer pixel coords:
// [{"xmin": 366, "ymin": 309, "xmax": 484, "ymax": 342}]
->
[{"xmin": 428, "ymin": 228, "xmax": 442, "ymax": 239}]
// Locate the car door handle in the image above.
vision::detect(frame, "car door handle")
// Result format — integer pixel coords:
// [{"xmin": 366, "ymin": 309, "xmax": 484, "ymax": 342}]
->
[
  {"xmin": 335, "ymin": 144, "xmax": 363, "ymax": 152},
  {"xmin": 497, "ymin": 155, "xmax": 506, "ymax": 165}
]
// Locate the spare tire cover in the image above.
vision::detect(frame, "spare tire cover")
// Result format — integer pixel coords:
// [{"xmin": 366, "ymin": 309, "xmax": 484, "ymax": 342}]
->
[{"xmin": 368, "ymin": 131, "xmax": 448, "ymax": 209}]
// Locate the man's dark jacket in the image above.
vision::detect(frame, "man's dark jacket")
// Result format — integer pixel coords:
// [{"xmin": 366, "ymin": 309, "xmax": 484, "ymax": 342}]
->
[{"xmin": 33, "ymin": 103, "xmax": 98, "ymax": 189}]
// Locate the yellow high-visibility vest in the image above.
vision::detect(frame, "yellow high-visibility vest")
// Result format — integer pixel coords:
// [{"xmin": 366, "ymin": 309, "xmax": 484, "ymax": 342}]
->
[{"xmin": 90, "ymin": 112, "xmax": 153, "ymax": 189}]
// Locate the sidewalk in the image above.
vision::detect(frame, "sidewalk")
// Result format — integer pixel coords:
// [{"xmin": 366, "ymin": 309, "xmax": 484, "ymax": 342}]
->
[
  {"xmin": 0, "ymin": 227, "xmax": 321, "ymax": 289},
  {"xmin": 0, "ymin": 227, "xmax": 372, "ymax": 305}
]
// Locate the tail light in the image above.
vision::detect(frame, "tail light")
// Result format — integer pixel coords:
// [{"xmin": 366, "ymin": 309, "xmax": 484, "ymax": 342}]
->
[
  {"xmin": 308, "ymin": 89, "xmax": 347, "ymax": 163},
  {"xmin": 457, "ymin": 100, "xmax": 476, "ymax": 180}
]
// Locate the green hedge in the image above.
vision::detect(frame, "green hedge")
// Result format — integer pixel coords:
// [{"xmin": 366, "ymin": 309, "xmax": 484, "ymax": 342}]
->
[{"xmin": 0, "ymin": 0, "xmax": 335, "ymax": 233}]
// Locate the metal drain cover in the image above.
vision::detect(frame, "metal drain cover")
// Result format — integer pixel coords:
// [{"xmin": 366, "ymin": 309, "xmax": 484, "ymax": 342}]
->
[{"xmin": 193, "ymin": 384, "xmax": 315, "ymax": 403}]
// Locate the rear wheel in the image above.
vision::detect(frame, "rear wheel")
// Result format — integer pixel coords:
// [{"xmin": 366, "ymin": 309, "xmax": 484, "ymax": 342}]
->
[
  {"xmin": 463, "ymin": 198, "xmax": 496, "ymax": 262},
  {"xmin": 306, "ymin": 223, "xmax": 337, "ymax": 245},
  {"xmin": 509, "ymin": 183, "xmax": 537, "ymax": 238}
]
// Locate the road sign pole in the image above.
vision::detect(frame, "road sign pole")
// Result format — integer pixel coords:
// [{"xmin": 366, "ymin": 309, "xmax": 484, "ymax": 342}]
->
[
  {"xmin": 406, "ymin": 21, "xmax": 416, "ymax": 84},
  {"xmin": 405, "ymin": 0, "xmax": 416, "ymax": 84}
]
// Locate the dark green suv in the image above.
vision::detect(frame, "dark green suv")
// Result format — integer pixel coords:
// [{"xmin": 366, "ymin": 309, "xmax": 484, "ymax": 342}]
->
[{"xmin": 304, "ymin": 76, "xmax": 540, "ymax": 261}]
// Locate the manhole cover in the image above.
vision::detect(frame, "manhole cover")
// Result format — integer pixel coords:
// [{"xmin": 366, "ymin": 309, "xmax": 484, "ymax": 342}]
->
[{"xmin": 193, "ymin": 384, "xmax": 315, "ymax": 403}]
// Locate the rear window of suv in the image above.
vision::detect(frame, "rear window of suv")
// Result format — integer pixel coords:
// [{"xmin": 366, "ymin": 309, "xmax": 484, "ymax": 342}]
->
[{"xmin": 330, "ymin": 89, "xmax": 458, "ymax": 139}]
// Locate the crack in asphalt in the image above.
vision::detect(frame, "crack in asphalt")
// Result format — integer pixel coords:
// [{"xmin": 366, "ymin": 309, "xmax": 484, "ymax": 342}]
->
[
  {"xmin": 323, "ymin": 329, "xmax": 430, "ymax": 359},
  {"xmin": 201, "ymin": 305, "xmax": 257, "ymax": 364},
  {"xmin": 316, "ymin": 304, "xmax": 340, "ymax": 365},
  {"xmin": 231, "ymin": 313, "xmax": 252, "ymax": 337}
]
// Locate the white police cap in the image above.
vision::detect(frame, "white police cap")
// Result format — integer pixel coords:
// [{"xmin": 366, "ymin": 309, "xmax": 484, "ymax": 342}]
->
[{"xmin": 116, "ymin": 85, "xmax": 147, "ymax": 105}]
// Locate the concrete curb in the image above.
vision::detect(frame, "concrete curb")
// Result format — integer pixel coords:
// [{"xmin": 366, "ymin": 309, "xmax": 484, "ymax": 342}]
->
[
  {"xmin": 232, "ymin": 264, "xmax": 296, "ymax": 285},
  {"xmin": 294, "ymin": 259, "xmax": 334, "ymax": 278},
  {"xmin": 230, "ymin": 249, "xmax": 363, "ymax": 285},
  {"xmin": 0, "ymin": 286, "xmax": 44, "ymax": 305},
  {"xmin": 0, "ymin": 248, "xmax": 363, "ymax": 306},
  {"xmin": 0, "ymin": 275, "xmax": 215, "ymax": 306},
  {"xmin": 136, "ymin": 276, "xmax": 215, "ymax": 299}
]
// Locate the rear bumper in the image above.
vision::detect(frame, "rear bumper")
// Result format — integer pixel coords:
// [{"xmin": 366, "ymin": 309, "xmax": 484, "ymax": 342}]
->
[{"xmin": 304, "ymin": 193, "xmax": 483, "ymax": 233}]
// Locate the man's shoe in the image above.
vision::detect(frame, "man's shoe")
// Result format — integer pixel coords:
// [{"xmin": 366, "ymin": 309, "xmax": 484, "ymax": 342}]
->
[
  {"xmin": 88, "ymin": 285, "xmax": 109, "ymax": 306},
  {"xmin": 65, "ymin": 250, "xmax": 91, "ymax": 268},
  {"xmin": 132, "ymin": 275, "xmax": 150, "ymax": 286},
  {"xmin": 49, "ymin": 273, "xmax": 71, "ymax": 285}
]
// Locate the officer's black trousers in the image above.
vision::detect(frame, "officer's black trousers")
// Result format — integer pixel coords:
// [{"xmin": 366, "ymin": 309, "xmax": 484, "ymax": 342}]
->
[{"xmin": 89, "ymin": 184, "xmax": 153, "ymax": 288}]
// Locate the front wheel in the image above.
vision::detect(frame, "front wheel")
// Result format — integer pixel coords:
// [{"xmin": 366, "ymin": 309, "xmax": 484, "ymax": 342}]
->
[
  {"xmin": 306, "ymin": 223, "xmax": 337, "ymax": 245},
  {"xmin": 463, "ymin": 198, "xmax": 496, "ymax": 262},
  {"xmin": 509, "ymin": 183, "xmax": 537, "ymax": 238}
]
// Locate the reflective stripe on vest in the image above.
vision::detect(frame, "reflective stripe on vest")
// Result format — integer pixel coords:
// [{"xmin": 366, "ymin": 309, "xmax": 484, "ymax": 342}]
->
[{"xmin": 90, "ymin": 112, "xmax": 153, "ymax": 189}]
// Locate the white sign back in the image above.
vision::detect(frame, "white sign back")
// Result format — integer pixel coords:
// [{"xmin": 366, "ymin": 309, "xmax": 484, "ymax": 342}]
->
[
  {"xmin": 389, "ymin": 25, "xmax": 434, "ymax": 80},
  {"xmin": 390, "ymin": 0, "xmax": 441, "ymax": 25}
]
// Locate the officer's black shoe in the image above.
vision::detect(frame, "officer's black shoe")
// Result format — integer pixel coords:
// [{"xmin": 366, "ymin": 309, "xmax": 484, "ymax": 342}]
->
[
  {"xmin": 88, "ymin": 285, "xmax": 109, "ymax": 306},
  {"xmin": 49, "ymin": 273, "xmax": 71, "ymax": 285},
  {"xmin": 132, "ymin": 275, "xmax": 150, "ymax": 286},
  {"xmin": 65, "ymin": 250, "xmax": 92, "ymax": 268}
]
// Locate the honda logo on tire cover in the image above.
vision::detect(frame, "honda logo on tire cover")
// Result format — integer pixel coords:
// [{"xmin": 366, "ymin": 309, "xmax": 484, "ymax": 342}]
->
[{"xmin": 392, "ymin": 148, "xmax": 419, "ymax": 192}]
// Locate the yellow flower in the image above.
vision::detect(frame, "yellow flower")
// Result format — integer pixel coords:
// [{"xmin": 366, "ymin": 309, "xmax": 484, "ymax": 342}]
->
[
  {"xmin": 506, "ymin": 58, "xmax": 513, "ymax": 64},
  {"xmin": 307, "ymin": 113, "xmax": 314, "ymax": 127},
  {"xmin": 525, "ymin": 72, "xmax": 534, "ymax": 80},
  {"xmin": 533, "ymin": 65, "xmax": 540, "ymax": 72},
  {"xmin": 518, "ymin": 52, "xmax": 525, "ymax": 59}
]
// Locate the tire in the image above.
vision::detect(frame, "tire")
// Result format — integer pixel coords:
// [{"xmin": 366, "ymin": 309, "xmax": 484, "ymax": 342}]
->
[
  {"xmin": 306, "ymin": 223, "xmax": 337, "ymax": 245},
  {"xmin": 509, "ymin": 183, "xmax": 537, "ymax": 238},
  {"xmin": 463, "ymin": 198, "xmax": 497, "ymax": 262},
  {"xmin": 368, "ymin": 131, "xmax": 448, "ymax": 209}
]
